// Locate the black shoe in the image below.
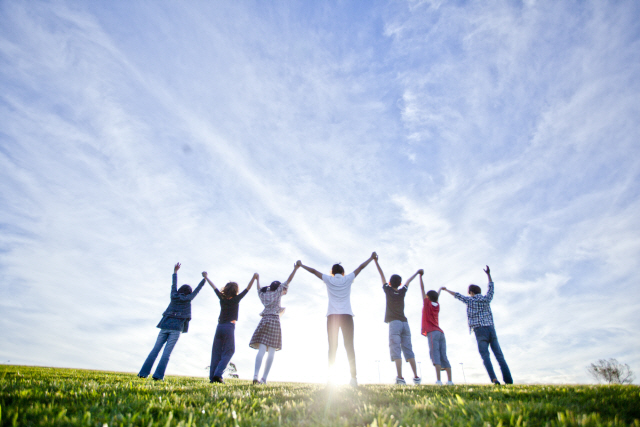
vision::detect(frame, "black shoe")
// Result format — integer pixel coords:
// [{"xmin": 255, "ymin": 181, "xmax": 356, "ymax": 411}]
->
[
  {"xmin": 492, "ymin": 379, "xmax": 501, "ymax": 385},
  {"xmin": 211, "ymin": 376, "xmax": 225, "ymax": 384},
  {"xmin": 253, "ymin": 379, "xmax": 259, "ymax": 385},
  {"xmin": 152, "ymin": 377, "xmax": 162, "ymax": 381},
  {"xmin": 137, "ymin": 375, "xmax": 147, "ymax": 379}
]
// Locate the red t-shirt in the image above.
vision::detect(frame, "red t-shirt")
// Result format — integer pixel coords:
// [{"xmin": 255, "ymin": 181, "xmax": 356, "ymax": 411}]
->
[{"xmin": 421, "ymin": 298, "xmax": 443, "ymax": 335}]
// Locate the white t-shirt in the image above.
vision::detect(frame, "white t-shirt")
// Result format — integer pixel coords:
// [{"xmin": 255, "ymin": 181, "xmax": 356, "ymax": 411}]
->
[{"xmin": 322, "ymin": 272, "xmax": 356, "ymax": 316}]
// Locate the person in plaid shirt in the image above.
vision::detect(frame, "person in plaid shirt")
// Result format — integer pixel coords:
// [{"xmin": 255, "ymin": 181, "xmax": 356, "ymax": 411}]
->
[
  {"xmin": 442, "ymin": 266, "xmax": 513, "ymax": 385},
  {"xmin": 249, "ymin": 263, "xmax": 300, "ymax": 384}
]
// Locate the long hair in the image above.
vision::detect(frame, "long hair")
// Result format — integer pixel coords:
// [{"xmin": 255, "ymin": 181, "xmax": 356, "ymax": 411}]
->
[{"xmin": 221, "ymin": 282, "xmax": 239, "ymax": 299}]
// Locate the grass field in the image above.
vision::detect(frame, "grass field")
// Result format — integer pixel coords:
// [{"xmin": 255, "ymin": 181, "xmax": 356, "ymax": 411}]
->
[{"xmin": 1, "ymin": 365, "xmax": 639, "ymax": 426}]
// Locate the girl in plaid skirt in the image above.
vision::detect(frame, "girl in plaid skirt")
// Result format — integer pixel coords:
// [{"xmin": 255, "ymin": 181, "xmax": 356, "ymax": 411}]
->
[{"xmin": 249, "ymin": 262, "xmax": 300, "ymax": 384}]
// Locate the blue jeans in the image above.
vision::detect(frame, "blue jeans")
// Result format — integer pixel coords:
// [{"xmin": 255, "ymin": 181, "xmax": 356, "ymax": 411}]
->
[
  {"xmin": 210, "ymin": 323, "xmax": 235, "ymax": 380},
  {"xmin": 388, "ymin": 320, "xmax": 415, "ymax": 361},
  {"xmin": 139, "ymin": 329, "xmax": 181, "ymax": 380},
  {"xmin": 473, "ymin": 325, "xmax": 513, "ymax": 384}
]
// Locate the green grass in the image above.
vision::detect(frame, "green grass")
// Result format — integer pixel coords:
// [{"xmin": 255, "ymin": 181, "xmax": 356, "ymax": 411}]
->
[{"xmin": 1, "ymin": 365, "xmax": 639, "ymax": 426}]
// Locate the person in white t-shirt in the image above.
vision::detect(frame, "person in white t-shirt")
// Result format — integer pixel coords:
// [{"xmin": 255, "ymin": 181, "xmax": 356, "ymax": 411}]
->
[{"xmin": 297, "ymin": 252, "xmax": 376, "ymax": 387}]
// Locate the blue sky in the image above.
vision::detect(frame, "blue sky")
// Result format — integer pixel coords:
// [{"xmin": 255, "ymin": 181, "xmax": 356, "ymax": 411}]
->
[{"xmin": 1, "ymin": 0, "xmax": 639, "ymax": 385}]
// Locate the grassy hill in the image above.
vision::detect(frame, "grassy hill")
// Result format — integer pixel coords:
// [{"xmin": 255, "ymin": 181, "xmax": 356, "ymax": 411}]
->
[{"xmin": 1, "ymin": 365, "xmax": 639, "ymax": 426}]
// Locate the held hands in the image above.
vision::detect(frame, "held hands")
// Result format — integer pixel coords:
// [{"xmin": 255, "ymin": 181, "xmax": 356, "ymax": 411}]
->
[
  {"xmin": 202, "ymin": 271, "xmax": 208, "ymax": 278},
  {"xmin": 296, "ymin": 260, "xmax": 302, "ymax": 267},
  {"xmin": 174, "ymin": 262, "xmax": 181, "ymax": 273},
  {"xmin": 371, "ymin": 252, "xmax": 378, "ymax": 260},
  {"xmin": 418, "ymin": 269, "xmax": 424, "ymax": 276}
]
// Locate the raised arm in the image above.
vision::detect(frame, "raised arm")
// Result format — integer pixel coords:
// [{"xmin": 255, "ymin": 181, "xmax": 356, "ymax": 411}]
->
[
  {"xmin": 255, "ymin": 272, "xmax": 262, "ymax": 294},
  {"xmin": 403, "ymin": 269, "xmax": 422, "ymax": 289},
  {"xmin": 298, "ymin": 260, "xmax": 323, "ymax": 280},
  {"xmin": 484, "ymin": 265, "xmax": 492, "ymax": 283},
  {"xmin": 245, "ymin": 273, "xmax": 258, "ymax": 291},
  {"xmin": 353, "ymin": 252, "xmax": 376, "ymax": 277},
  {"xmin": 285, "ymin": 263, "xmax": 300, "ymax": 286},
  {"xmin": 202, "ymin": 271, "xmax": 218, "ymax": 292},
  {"xmin": 373, "ymin": 256, "xmax": 386, "ymax": 285},
  {"xmin": 419, "ymin": 271, "xmax": 426, "ymax": 300},
  {"xmin": 169, "ymin": 262, "xmax": 182, "ymax": 297}
]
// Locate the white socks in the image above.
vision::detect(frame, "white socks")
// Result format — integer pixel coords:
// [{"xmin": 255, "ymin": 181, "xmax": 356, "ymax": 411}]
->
[{"xmin": 254, "ymin": 344, "xmax": 276, "ymax": 382}]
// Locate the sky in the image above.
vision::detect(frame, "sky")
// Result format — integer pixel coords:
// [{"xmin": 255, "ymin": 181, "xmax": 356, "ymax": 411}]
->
[{"xmin": 1, "ymin": 0, "xmax": 639, "ymax": 385}]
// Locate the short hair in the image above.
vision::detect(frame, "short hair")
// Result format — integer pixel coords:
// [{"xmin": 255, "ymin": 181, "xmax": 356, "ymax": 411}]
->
[
  {"xmin": 178, "ymin": 284, "xmax": 192, "ymax": 295},
  {"xmin": 468, "ymin": 284, "xmax": 482, "ymax": 295},
  {"xmin": 427, "ymin": 290, "xmax": 439, "ymax": 302},
  {"xmin": 222, "ymin": 282, "xmax": 239, "ymax": 298},
  {"xmin": 331, "ymin": 264, "xmax": 345, "ymax": 275},
  {"xmin": 389, "ymin": 274, "xmax": 402, "ymax": 288}
]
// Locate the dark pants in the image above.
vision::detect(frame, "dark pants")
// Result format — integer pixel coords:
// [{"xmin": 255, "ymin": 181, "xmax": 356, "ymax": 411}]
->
[
  {"xmin": 139, "ymin": 329, "xmax": 181, "ymax": 380},
  {"xmin": 210, "ymin": 323, "xmax": 235, "ymax": 380},
  {"xmin": 473, "ymin": 325, "xmax": 513, "ymax": 384},
  {"xmin": 327, "ymin": 314, "xmax": 357, "ymax": 379}
]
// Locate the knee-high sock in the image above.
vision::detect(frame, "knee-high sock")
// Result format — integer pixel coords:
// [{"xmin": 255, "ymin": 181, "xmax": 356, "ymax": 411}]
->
[
  {"xmin": 262, "ymin": 347, "xmax": 276, "ymax": 381},
  {"xmin": 254, "ymin": 344, "xmax": 267, "ymax": 379}
]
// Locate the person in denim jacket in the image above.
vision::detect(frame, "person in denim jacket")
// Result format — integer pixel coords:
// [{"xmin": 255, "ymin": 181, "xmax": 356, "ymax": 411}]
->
[{"xmin": 138, "ymin": 262, "xmax": 205, "ymax": 380}]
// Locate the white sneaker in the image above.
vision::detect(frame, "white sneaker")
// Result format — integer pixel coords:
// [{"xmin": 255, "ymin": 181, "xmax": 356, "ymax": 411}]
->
[
  {"xmin": 413, "ymin": 377, "xmax": 422, "ymax": 385},
  {"xmin": 435, "ymin": 380, "xmax": 443, "ymax": 385},
  {"xmin": 447, "ymin": 381, "xmax": 454, "ymax": 385},
  {"xmin": 395, "ymin": 377, "xmax": 406, "ymax": 385},
  {"xmin": 259, "ymin": 379, "xmax": 266, "ymax": 384},
  {"xmin": 349, "ymin": 378, "xmax": 358, "ymax": 388}
]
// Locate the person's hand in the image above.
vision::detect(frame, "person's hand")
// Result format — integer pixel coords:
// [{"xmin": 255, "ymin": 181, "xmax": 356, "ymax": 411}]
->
[
  {"xmin": 174, "ymin": 263, "xmax": 181, "ymax": 273},
  {"xmin": 296, "ymin": 260, "xmax": 302, "ymax": 267},
  {"xmin": 372, "ymin": 252, "xmax": 377, "ymax": 260},
  {"xmin": 254, "ymin": 273, "xmax": 259, "ymax": 280},
  {"xmin": 484, "ymin": 265, "xmax": 490, "ymax": 275},
  {"xmin": 418, "ymin": 269, "xmax": 424, "ymax": 275},
  {"xmin": 202, "ymin": 271, "xmax": 207, "ymax": 278},
  {"xmin": 441, "ymin": 286, "xmax": 447, "ymax": 291}
]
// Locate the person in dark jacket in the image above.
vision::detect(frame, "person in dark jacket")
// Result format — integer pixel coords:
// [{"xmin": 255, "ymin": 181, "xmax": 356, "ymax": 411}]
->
[{"xmin": 138, "ymin": 262, "xmax": 205, "ymax": 380}]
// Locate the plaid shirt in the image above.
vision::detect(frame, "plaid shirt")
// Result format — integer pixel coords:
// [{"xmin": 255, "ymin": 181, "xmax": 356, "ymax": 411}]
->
[
  {"xmin": 454, "ymin": 281, "xmax": 494, "ymax": 331},
  {"xmin": 257, "ymin": 281, "xmax": 289, "ymax": 316}
]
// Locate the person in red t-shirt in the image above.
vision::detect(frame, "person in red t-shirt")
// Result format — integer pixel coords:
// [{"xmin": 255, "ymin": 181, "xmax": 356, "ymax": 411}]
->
[{"xmin": 420, "ymin": 272, "xmax": 453, "ymax": 385}]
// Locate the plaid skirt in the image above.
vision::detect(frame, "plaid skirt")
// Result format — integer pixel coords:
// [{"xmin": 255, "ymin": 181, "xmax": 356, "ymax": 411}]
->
[{"xmin": 249, "ymin": 315, "xmax": 282, "ymax": 351}]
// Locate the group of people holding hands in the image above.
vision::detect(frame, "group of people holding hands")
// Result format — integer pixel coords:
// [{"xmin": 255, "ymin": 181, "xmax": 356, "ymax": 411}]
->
[{"xmin": 138, "ymin": 252, "xmax": 513, "ymax": 386}]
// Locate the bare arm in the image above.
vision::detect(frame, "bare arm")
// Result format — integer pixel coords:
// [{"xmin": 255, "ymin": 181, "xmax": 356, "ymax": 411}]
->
[
  {"xmin": 441, "ymin": 286, "xmax": 456, "ymax": 297},
  {"xmin": 202, "ymin": 271, "xmax": 218, "ymax": 291},
  {"xmin": 285, "ymin": 263, "xmax": 300, "ymax": 286},
  {"xmin": 484, "ymin": 265, "xmax": 492, "ymax": 283},
  {"xmin": 245, "ymin": 273, "xmax": 258, "ymax": 291},
  {"xmin": 404, "ymin": 269, "xmax": 422, "ymax": 289},
  {"xmin": 298, "ymin": 261, "xmax": 323, "ymax": 280},
  {"xmin": 373, "ymin": 257, "xmax": 386, "ymax": 285},
  {"xmin": 353, "ymin": 252, "xmax": 376, "ymax": 277},
  {"xmin": 419, "ymin": 271, "xmax": 426, "ymax": 300}
]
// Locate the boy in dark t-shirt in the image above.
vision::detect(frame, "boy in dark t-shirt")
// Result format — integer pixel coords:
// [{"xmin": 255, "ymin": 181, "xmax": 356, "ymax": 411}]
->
[{"xmin": 373, "ymin": 254, "xmax": 421, "ymax": 385}]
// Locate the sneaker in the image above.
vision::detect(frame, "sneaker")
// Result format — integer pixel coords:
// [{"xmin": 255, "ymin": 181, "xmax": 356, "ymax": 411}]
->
[
  {"xmin": 349, "ymin": 378, "xmax": 358, "ymax": 388},
  {"xmin": 413, "ymin": 377, "xmax": 422, "ymax": 385},
  {"xmin": 137, "ymin": 374, "xmax": 147, "ymax": 379},
  {"xmin": 259, "ymin": 379, "xmax": 266, "ymax": 385},
  {"xmin": 252, "ymin": 379, "xmax": 259, "ymax": 385},
  {"xmin": 435, "ymin": 380, "xmax": 443, "ymax": 385},
  {"xmin": 211, "ymin": 376, "xmax": 225, "ymax": 384},
  {"xmin": 492, "ymin": 379, "xmax": 501, "ymax": 385},
  {"xmin": 395, "ymin": 377, "xmax": 406, "ymax": 385},
  {"xmin": 446, "ymin": 381, "xmax": 454, "ymax": 385},
  {"xmin": 152, "ymin": 377, "xmax": 162, "ymax": 381}
]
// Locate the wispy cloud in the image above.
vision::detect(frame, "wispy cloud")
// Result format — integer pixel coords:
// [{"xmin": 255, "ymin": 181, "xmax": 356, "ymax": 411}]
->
[{"xmin": 1, "ymin": 0, "xmax": 639, "ymax": 384}]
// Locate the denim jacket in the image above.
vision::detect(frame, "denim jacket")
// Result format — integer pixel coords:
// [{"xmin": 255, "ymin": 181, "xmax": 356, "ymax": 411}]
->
[{"xmin": 157, "ymin": 273, "xmax": 205, "ymax": 333}]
